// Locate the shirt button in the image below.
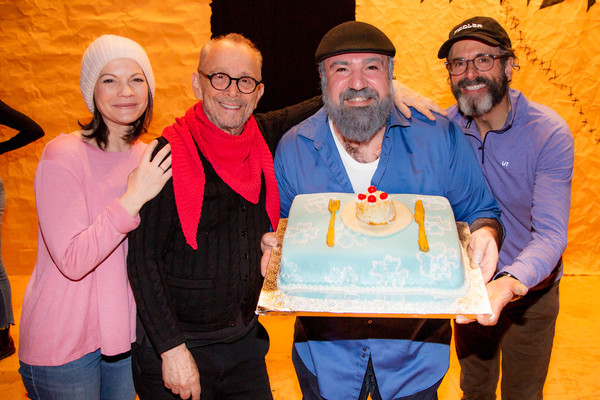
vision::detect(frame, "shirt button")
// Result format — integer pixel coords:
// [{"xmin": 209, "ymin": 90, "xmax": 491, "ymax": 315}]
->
[
  {"xmin": 240, "ymin": 205, "xmax": 246, "ymax": 212},
  {"xmin": 241, "ymin": 230, "xmax": 247, "ymax": 237},
  {"xmin": 362, "ymin": 348, "xmax": 367, "ymax": 352},
  {"xmin": 243, "ymin": 275, "xmax": 249, "ymax": 281},
  {"xmin": 228, "ymin": 321, "xmax": 236, "ymax": 327},
  {"xmin": 242, "ymin": 253, "xmax": 249, "ymax": 260},
  {"xmin": 362, "ymin": 354, "xmax": 366, "ymax": 358},
  {"xmin": 367, "ymin": 320, "xmax": 373, "ymax": 324}
]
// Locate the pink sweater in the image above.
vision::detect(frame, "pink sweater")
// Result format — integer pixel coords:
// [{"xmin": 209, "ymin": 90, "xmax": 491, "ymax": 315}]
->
[{"xmin": 19, "ymin": 133, "xmax": 144, "ymax": 366}]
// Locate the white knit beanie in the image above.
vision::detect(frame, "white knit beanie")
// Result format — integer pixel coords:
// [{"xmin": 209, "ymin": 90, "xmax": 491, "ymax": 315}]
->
[{"xmin": 80, "ymin": 34, "xmax": 155, "ymax": 113}]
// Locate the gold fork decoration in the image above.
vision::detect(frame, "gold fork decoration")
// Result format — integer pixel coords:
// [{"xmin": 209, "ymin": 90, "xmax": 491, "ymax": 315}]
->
[{"xmin": 326, "ymin": 199, "xmax": 340, "ymax": 247}]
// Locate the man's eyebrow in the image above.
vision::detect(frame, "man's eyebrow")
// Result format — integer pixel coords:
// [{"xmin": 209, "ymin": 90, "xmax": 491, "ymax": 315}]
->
[
  {"xmin": 364, "ymin": 57, "xmax": 385, "ymax": 64},
  {"xmin": 328, "ymin": 60, "xmax": 350, "ymax": 68},
  {"xmin": 449, "ymin": 52, "xmax": 497, "ymax": 60},
  {"xmin": 328, "ymin": 57, "xmax": 384, "ymax": 68}
]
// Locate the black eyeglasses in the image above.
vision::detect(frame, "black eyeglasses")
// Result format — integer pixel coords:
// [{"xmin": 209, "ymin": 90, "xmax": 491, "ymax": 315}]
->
[
  {"xmin": 445, "ymin": 54, "xmax": 509, "ymax": 76},
  {"xmin": 199, "ymin": 71, "xmax": 261, "ymax": 94}
]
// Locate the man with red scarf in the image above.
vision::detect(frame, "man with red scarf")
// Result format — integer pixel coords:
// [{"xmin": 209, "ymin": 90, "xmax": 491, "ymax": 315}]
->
[
  {"xmin": 127, "ymin": 32, "xmax": 443, "ymax": 400},
  {"xmin": 126, "ymin": 33, "xmax": 322, "ymax": 400}
]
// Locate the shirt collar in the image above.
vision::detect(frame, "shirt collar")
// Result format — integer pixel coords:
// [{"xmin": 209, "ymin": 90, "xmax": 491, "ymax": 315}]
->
[
  {"xmin": 494, "ymin": 88, "xmax": 519, "ymax": 134},
  {"xmin": 388, "ymin": 105, "xmax": 412, "ymax": 129}
]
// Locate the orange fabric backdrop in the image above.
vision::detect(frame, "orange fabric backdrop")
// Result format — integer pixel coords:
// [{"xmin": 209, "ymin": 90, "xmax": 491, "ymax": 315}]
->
[
  {"xmin": 0, "ymin": 0, "xmax": 598, "ymax": 275},
  {"xmin": 0, "ymin": 0, "xmax": 212, "ymax": 274}
]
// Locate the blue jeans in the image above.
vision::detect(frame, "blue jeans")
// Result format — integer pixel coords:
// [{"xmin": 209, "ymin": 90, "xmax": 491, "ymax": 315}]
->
[
  {"xmin": 19, "ymin": 349, "xmax": 136, "ymax": 400},
  {"xmin": 0, "ymin": 177, "xmax": 14, "ymax": 328}
]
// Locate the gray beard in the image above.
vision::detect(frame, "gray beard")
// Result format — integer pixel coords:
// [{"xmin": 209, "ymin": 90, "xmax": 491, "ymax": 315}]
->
[
  {"xmin": 452, "ymin": 72, "xmax": 509, "ymax": 117},
  {"xmin": 323, "ymin": 87, "xmax": 393, "ymax": 143},
  {"xmin": 457, "ymin": 92, "xmax": 494, "ymax": 116}
]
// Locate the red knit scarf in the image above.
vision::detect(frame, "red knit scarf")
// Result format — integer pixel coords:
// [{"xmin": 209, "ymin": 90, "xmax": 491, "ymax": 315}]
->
[{"xmin": 162, "ymin": 101, "xmax": 280, "ymax": 250}]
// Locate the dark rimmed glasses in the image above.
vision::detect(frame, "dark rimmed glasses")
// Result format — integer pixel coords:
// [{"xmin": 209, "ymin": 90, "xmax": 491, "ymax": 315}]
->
[
  {"xmin": 445, "ymin": 54, "xmax": 509, "ymax": 76},
  {"xmin": 199, "ymin": 71, "xmax": 261, "ymax": 94}
]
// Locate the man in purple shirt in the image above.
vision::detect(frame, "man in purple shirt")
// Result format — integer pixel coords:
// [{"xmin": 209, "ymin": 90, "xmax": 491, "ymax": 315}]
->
[{"xmin": 439, "ymin": 16, "xmax": 574, "ymax": 400}]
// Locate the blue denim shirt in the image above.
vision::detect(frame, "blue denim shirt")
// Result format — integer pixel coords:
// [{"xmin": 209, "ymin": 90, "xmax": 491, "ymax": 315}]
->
[{"xmin": 274, "ymin": 106, "xmax": 502, "ymax": 399}]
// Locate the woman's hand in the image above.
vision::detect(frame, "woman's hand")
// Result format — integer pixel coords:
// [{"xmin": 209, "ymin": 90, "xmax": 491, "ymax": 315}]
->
[{"xmin": 120, "ymin": 140, "xmax": 172, "ymax": 217}]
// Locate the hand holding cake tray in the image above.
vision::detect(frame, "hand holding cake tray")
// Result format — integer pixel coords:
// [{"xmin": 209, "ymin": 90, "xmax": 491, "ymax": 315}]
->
[{"xmin": 257, "ymin": 189, "xmax": 492, "ymax": 318}]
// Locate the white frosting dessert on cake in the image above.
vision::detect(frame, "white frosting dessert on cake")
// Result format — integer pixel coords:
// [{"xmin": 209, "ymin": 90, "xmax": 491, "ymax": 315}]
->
[
  {"xmin": 277, "ymin": 192, "xmax": 469, "ymax": 299},
  {"xmin": 355, "ymin": 186, "xmax": 396, "ymax": 225}
]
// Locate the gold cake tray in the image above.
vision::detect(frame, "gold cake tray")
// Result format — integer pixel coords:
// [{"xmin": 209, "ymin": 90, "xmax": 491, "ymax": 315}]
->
[{"xmin": 256, "ymin": 219, "xmax": 492, "ymax": 319}]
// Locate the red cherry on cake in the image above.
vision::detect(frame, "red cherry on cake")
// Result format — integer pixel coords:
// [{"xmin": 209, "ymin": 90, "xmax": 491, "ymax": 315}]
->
[
  {"xmin": 358, "ymin": 193, "xmax": 367, "ymax": 200},
  {"xmin": 367, "ymin": 186, "xmax": 377, "ymax": 193},
  {"xmin": 380, "ymin": 192, "xmax": 388, "ymax": 200},
  {"xmin": 368, "ymin": 194, "xmax": 377, "ymax": 203}
]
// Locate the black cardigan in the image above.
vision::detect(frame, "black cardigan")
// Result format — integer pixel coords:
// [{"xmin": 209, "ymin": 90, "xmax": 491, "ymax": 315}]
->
[{"xmin": 127, "ymin": 97, "xmax": 321, "ymax": 354}]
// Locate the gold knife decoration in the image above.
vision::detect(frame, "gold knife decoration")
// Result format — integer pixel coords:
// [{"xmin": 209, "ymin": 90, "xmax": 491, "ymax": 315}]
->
[
  {"xmin": 326, "ymin": 199, "xmax": 340, "ymax": 247},
  {"xmin": 414, "ymin": 200, "xmax": 429, "ymax": 252}
]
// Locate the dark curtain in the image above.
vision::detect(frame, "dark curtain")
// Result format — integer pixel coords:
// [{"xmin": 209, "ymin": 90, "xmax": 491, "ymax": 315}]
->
[{"xmin": 211, "ymin": 0, "xmax": 355, "ymax": 113}]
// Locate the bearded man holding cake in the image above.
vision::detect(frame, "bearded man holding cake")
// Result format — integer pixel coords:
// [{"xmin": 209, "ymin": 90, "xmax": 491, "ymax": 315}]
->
[{"xmin": 265, "ymin": 22, "xmax": 504, "ymax": 400}]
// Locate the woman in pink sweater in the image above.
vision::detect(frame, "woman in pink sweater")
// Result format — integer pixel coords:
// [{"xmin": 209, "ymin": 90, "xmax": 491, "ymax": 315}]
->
[{"xmin": 18, "ymin": 35, "xmax": 172, "ymax": 399}]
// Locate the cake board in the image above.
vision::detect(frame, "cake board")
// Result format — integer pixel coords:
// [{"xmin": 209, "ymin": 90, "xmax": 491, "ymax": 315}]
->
[{"xmin": 257, "ymin": 219, "xmax": 492, "ymax": 319}]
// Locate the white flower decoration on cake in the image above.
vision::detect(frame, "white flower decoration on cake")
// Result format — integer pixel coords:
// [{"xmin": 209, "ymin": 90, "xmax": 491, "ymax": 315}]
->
[
  {"xmin": 416, "ymin": 242, "xmax": 460, "ymax": 280},
  {"xmin": 324, "ymin": 266, "xmax": 359, "ymax": 286},
  {"xmin": 285, "ymin": 222, "xmax": 319, "ymax": 244},
  {"xmin": 279, "ymin": 258, "xmax": 302, "ymax": 282},
  {"xmin": 303, "ymin": 194, "xmax": 331, "ymax": 214},
  {"xmin": 424, "ymin": 215, "xmax": 453, "ymax": 236},
  {"xmin": 336, "ymin": 225, "xmax": 368, "ymax": 249},
  {"xmin": 368, "ymin": 255, "xmax": 409, "ymax": 288},
  {"xmin": 414, "ymin": 196, "xmax": 449, "ymax": 211}
]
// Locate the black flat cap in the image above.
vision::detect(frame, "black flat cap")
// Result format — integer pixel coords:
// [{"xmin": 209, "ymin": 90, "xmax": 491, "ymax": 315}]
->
[
  {"xmin": 438, "ymin": 16, "xmax": 512, "ymax": 59},
  {"xmin": 315, "ymin": 21, "xmax": 396, "ymax": 63}
]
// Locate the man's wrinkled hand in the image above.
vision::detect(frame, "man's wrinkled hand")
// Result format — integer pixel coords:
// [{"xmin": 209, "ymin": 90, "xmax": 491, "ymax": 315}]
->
[
  {"xmin": 161, "ymin": 344, "xmax": 201, "ymax": 400},
  {"xmin": 260, "ymin": 232, "xmax": 278, "ymax": 277},
  {"xmin": 477, "ymin": 276, "xmax": 528, "ymax": 326},
  {"xmin": 468, "ymin": 227, "xmax": 499, "ymax": 283},
  {"xmin": 455, "ymin": 276, "xmax": 528, "ymax": 326}
]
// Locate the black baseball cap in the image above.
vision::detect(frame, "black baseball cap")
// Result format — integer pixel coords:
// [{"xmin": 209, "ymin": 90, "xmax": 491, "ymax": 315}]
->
[
  {"xmin": 315, "ymin": 21, "xmax": 396, "ymax": 63},
  {"xmin": 438, "ymin": 16, "xmax": 512, "ymax": 59}
]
